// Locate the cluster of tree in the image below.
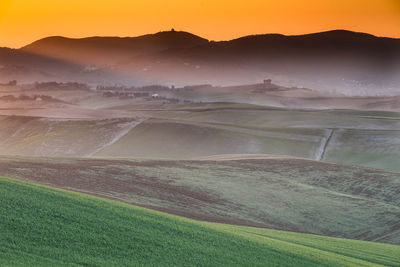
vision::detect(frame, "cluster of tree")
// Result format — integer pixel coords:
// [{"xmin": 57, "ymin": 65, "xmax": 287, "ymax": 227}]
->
[
  {"xmin": 97, "ymin": 84, "xmax": 171, "ymax": 92},
  {"xmin": 97, "ymin": 85, "xmax": 129, "ymax": 92},
  {"xmin": 140, "ymin": 85, "xmax": 170, "ymax": 91},
  {"xmin": 251, "ymin": 80, "xmax": 287, "ymax": 93},
  {"xmin": 34, "ymin": 82, "xmax": 90, "ymax": 91},
  {"xmin": 0, "ymin": 94, "xmax": 60, "ymax": 102},
  {"xmin": 159, "ymin": 98, "xmax": 193, "ymax": 104},
  {"xmin": 102, "ymin": 91, "xmax": 150, "ymax": 99},
  {"xmin": 183, "ymin": 84, "xmax": 213, "ymax": 91},
  {"xmin": 163, "ymin": 98, "xmax": 180, "ymax": 104},
  {"xmin": 0, "ymin": 80, "xmax": 17, "ymax": 86}
]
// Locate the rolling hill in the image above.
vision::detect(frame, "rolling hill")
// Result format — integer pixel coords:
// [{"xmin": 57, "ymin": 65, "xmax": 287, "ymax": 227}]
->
[
  {"xmin": 0, "ymin": 29, "xmax": 397, "ymax": 93},
  {"xmin": 21, "ymin": 30, "xmax": 209, "ymax": 66},
  {"xmin": 1, "ymin": 156, "xmax": 399, "ymax": 245},
  {"xmin": 1, "ymin": 100, "xmax": 399, "ymax": 171},
  {"xmin": 1, "ymin": 176, "xmax": 399, "ymax": 266},
  {"xmin": 22, "ymin": 30, "xmax": 400, "ymax": 70},
  {"xmin": 0, "ymin": 47, "xmax": 80, "ymax": 82}
]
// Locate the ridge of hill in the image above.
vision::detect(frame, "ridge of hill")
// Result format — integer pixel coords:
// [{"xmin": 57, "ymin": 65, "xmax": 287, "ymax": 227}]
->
[{"xmin": 6, "ymin": 29, "xmax": 398, "ymax": 93}]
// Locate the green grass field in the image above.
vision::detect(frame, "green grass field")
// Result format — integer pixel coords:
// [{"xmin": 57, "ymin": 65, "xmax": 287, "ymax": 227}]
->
[
  {"xmin": 1, "ymin": 176, "xmax": 399, "ymax": 266},
  {"xmin": 2, "ymin": 156, "xmax": 400, "ymax": 244}
]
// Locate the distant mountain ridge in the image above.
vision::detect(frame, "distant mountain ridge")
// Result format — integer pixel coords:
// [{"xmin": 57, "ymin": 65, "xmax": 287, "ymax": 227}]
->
[
  {"xmin": 21, "ymin": 30, "xmax": 209, "ymax": 65},
  {"xmin": 1, "ymin": 29, "xmax": 399, "ymax": 95},
  {"xmin": 21, "ymin": 30, "xmax": 400, "ymax": 64}
]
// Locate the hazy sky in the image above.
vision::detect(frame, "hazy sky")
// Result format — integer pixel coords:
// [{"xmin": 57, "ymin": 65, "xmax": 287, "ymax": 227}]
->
[{"xmin": 0, "ymin": 0, "xmax": 399, "ymax": 48}]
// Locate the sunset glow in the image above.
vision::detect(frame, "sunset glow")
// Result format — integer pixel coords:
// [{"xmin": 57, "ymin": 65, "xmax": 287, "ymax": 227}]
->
[{"xmin": 0, "ymin": 0, "xmax": 399, "ymax": 48}]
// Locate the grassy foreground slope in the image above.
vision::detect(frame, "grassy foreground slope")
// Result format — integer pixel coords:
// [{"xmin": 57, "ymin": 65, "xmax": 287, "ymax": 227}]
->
[
  {"xmin": 0, "ymin": 176, "xmax": 399, "ymax": 267},
  {"xmin": 1, "ymin": 156, "xmax": 400, "ymax": 245}
]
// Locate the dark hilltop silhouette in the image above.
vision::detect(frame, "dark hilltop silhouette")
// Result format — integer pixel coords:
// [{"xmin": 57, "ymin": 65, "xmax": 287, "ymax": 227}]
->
[{"xmin": 1, "ymin": 29, "xmax": 399, "ymax": 94}]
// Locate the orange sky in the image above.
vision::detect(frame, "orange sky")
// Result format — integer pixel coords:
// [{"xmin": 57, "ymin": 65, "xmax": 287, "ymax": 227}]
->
[{"xmin": 0, "ymin": 0, "xmax": 399, "ymax": 48}]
